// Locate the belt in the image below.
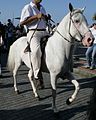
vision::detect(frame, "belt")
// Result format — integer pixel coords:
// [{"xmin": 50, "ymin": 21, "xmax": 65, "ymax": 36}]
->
[{"xmin": 29, "ymin": 29, "xmax": 46, "ymax": 31}]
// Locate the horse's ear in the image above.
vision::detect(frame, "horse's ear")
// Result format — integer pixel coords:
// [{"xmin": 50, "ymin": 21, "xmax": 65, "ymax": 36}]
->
[
  {"xmin": 81, "ymin": 7, "xmax": 86, "ymax": 13},
  {"xmin": 69, "ymin": 3, "xmax": 73, "ymax": 12}
]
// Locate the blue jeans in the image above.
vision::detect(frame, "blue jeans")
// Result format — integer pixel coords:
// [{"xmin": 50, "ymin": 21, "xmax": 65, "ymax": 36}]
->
[{"xmin": 85, "ymin": 44, "xmax": 96, "ymax": 67}]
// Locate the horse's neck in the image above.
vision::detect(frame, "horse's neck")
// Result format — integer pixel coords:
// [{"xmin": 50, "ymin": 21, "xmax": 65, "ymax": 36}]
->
[
  {"xmin": 53, "ymin": 13, "xmax": 72, "ymax": 44},
  {"xmin": 57, "ymin": 13, "xmax": 70, "ymax": 37},
  {"xmin": 46, "ymin": 13, "xmax": 74, "ymax": 59}
]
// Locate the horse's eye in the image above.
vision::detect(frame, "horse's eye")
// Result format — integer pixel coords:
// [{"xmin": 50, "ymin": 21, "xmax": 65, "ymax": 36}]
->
[{"xmin": 75, "ymin": 20, "xmax": 80, "ymax": 23}]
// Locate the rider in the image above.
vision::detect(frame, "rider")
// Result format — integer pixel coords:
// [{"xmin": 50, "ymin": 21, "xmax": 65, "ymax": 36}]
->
[{"xmin": 20, "ymin": 0, "xmax": 50, "ymax": 89}]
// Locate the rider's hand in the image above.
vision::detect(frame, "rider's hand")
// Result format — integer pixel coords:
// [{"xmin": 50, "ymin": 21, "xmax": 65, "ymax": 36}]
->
[
  {"xmin": 47, "ymin": 14, "xmax": 51, "ymax": 20},
  {"xmin": 37, "ymin": 13, "xmax": 48, "ymax": 20},
  {"xmin": 37, "ymin": 13, "xmax": 43, "ymax": 19},
  {"xmin": 43, "ymin": 14, "xmax": 51, "ymax": 22}
]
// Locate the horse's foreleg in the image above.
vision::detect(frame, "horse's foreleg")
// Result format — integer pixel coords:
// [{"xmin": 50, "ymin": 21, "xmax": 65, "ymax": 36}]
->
[
  {"xmin": 71, "ymin": 79, "xmax": 80, "ymax": 100},
  {"xmin": 50, "ymin": 73, "xmax": 58, "ymax": 113},
  {"xmin": 66, "ymin": 72, "xmax": 80, "ymax": 105},
  {"xmin": 28, "ymin": 69, "xmax": 39, "ymax": 98}
]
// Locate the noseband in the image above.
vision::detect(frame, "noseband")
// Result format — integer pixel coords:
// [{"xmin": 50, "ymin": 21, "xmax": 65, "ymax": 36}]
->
[{"xmin": 56, "ymin": 12, "xmax": 90, "ymax": 44}]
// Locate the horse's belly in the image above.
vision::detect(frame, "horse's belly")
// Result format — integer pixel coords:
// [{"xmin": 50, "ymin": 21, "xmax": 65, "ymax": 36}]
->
[{"xmin": 21, "ymin": 53, "xmax": 33, "ymax": 68}]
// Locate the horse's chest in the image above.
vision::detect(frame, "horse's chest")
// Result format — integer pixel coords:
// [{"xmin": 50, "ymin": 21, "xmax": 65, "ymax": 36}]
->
[{"xmin": 62, "ymin": 59, "xmax": 70, "ymax": 70}]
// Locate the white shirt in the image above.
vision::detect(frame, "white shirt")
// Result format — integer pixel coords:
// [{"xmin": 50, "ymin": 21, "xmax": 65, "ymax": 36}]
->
[
  {"xmin": 20, "ymin": 2, "xmax": 47, "ymax": 30},
  {"xmin": 90, "ymin": 27, "xmax": 96, "ymax": 44}
]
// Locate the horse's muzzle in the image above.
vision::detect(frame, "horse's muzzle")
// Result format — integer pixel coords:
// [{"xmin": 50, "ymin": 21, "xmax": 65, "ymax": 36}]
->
[{"xmin": 82, "ymin": 31, "xmax": 94, "ymax": 47}]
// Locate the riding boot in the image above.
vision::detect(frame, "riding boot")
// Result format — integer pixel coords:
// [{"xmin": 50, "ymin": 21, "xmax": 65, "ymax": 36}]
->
[
  {"xmin": 35, "ymin": 70, "xmax": 44, "ymax": 89},
  {"xmin": 35, "ymin": 78, "xmax": 44, "ymax": 90}
]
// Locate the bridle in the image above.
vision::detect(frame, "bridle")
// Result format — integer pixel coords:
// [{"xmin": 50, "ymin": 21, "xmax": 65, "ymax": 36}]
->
[{"xmin": 56, "ymin": 11, "xmax": 90, "ymax": 44}]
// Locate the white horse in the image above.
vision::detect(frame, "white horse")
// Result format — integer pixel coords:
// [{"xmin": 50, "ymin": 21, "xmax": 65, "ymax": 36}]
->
[{"xmin": 7, "ymin": 3, "xmax": 94, "ymax": 113}]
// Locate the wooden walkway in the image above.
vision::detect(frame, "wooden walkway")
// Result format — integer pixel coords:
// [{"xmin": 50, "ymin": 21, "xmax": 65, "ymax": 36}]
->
[{"xmin": 0, "ymin": 53, "xmax": 96, "ymax": 120}]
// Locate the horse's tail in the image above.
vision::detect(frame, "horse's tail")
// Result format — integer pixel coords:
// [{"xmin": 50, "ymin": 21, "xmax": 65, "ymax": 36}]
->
[{"xmin": 7, "ymin": 44, "xmax": 15, "ymax": 72}]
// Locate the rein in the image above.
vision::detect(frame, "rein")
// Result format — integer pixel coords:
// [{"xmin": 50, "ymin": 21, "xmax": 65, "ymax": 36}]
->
[
  {"xmin": 56, "ymin": 30, "xmax": 74, "ymax": 44},
  {"xmin": 56, "ymin": 12, "xmax": 89, "ymax": 44},
  {"xmin": 69, "ymin": 12, "xmax": 84, "ymax": 41}
]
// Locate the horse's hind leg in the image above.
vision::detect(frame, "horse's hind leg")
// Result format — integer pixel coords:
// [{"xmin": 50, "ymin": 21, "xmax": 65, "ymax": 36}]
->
[
  {"xmin": 50, "ymin": 73, "xmax": 58, "ymax": 113},
  {"xmin": 66, "ymin": 72, "xmax": 80, "ymax": 105},
  {"xmin": 28, "ymin": 69, "xmax": 39, "ymax": 98},
  {"xmin": 13, "ymin": 61, "xmax": 21, "ymax": 94}
]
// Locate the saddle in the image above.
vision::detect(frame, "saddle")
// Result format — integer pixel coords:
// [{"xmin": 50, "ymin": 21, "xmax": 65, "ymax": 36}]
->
[
  {"xmin": 40, "ymin": 35, "xmax": 49, "ymax": 54},
  {"xmin": 24, "ymin": 35, "xmax": 50, "ymax": 53}
]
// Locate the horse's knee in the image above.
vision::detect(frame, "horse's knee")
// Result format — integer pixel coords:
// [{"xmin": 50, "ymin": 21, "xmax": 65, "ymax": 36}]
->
[
  {"xmin": 51, "ymin": 82, "xmax": 56, "ymax": 90},
  {"xmin": 72, "ymin": 80, "xmax": 80, "ymax": 90}
]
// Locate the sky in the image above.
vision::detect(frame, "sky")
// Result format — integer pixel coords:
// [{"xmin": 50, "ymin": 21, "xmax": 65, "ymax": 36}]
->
[{"xmin": 0, "ymin": 0, "xmax": 96, "ymax": 26}]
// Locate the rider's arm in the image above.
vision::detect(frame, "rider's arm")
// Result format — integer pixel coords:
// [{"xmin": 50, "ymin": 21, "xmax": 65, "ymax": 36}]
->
[{"xmin": 20, "ymin": 13, "xmax": 43, "ymax": 26}]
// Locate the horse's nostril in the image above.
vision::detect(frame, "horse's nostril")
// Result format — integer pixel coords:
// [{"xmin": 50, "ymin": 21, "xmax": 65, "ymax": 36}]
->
[{"xmin": 87, "ymin": 38, "xmax": 91, "ymax": 42}]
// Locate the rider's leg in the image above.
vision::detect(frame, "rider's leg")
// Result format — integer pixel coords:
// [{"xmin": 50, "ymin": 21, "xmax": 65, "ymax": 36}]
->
[{"xmin": 27, "ymin": 31, "xmax": 44, "ymax": 89}]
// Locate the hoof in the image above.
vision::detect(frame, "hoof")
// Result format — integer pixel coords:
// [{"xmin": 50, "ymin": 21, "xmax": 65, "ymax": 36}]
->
[
  {"xmin": 66, "ymin": 98, "xmax": 72, "ymax": 105},
  {"xmin": 15, "ymin": 90, "xmax": 19, "ymax": 94},
  {"xmin": 36, "ymin": 95, "xmax": 41, "ymax": 101},
  {"xmin": 53, "ymin": 107, "xmax": 59, "ymax": 114},
  {"xmin": 54, "ymin": 111, "xmax": 60, "ymax": 118},
  {"xmin": 54, "ymin": 110, "xmax": 59, "ymax": 114}
]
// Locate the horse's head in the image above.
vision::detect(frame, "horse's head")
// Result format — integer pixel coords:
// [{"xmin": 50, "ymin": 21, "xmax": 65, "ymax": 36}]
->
[{"xmin": 68, "ymin": 3, "xmax": 94, "ymax": 47}]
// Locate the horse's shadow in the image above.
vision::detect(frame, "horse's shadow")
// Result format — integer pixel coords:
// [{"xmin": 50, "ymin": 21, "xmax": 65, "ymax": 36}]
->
[
  {"xmin": 0, "ymin": 103, "xmax": 88, "ymax": 120},
  {"xmin": 57, "ymin": 76, "xmax": 96, "ymax": 90},
  {"xmin": 0, "ymin": 72, "xmax": 28, "ymax": 79},
  {"xmin": 1, "ymin": 74, "xmax": 96, "ymax": 101},
  {"xmin": 0, "ymin": 81, "xmax": 30, "ymax": 89},
  {"xmin": 13, "ymin": 76, "xmax": 96, "ymax": 99},
  {"xmin": 57, "ymin": 104, "xmax": 88, "ymax": 120},
  {"xmin": 78, "ymin": 76, "xmax": 96, "ymax": 89},
  {"xmin": 0, "ymin": 75, "xmax": 12, "ymax": 78},
  {"xmin": 39, "ymin": 76, "xmax": 96, "ymax": 101}
]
